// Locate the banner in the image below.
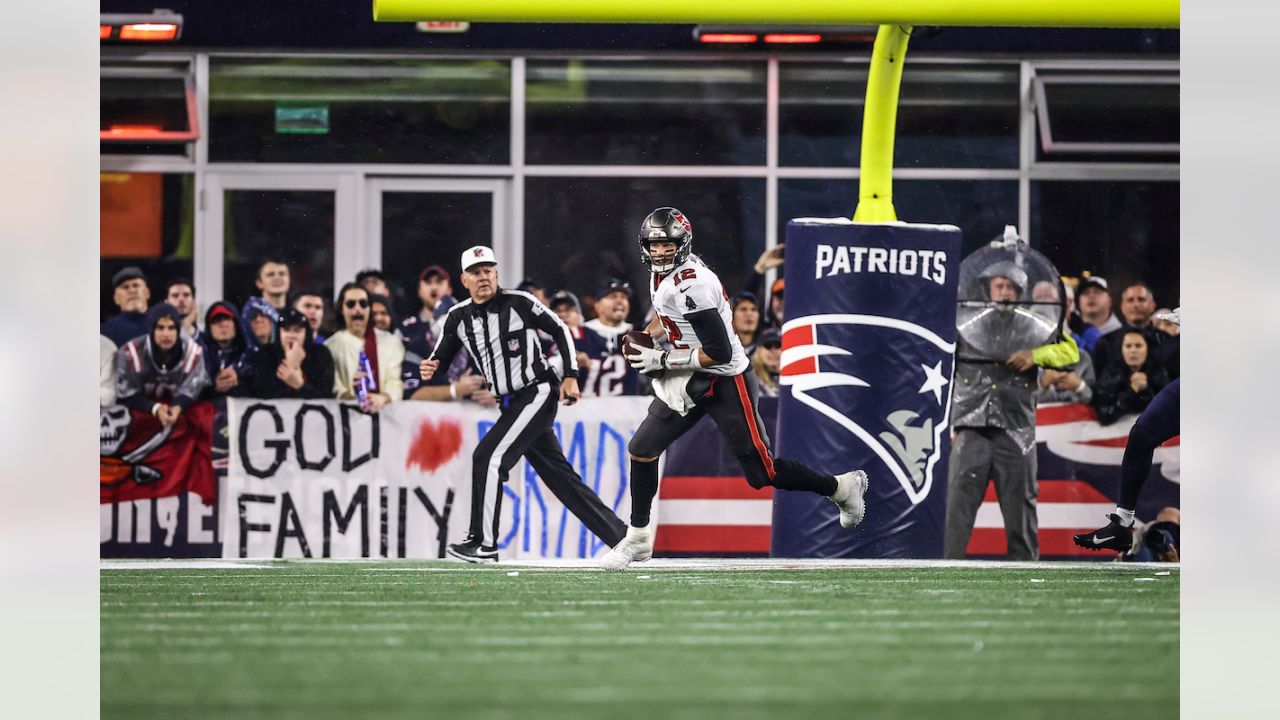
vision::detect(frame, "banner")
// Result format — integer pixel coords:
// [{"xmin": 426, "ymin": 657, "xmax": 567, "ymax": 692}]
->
[
  {"xmin": 100, "ymin": 401, "xmax": 221, "ymax": 557},
  {"xmin": 966, "ymin": 402, "xmax": 1181, "ymax": 557},
  {"xmin": 773, "ymin": 219, "xmax": 962, "ymax": 558},
  {"xmin": 223, "ymin": 397, "xmax": 650, "ymax": 559}
]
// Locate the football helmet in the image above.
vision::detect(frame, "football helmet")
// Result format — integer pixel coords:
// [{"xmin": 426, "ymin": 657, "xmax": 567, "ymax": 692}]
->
[{"xmin": 637, "ymin": 206, "xmax": 693, "ymax": 273}]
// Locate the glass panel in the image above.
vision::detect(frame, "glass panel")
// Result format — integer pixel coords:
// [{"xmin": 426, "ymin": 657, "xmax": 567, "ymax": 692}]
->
[
  {"xmin": 524, "ymin": 178, "xmax": 766, "ymax": 321},
  {"xmin": 1035, "ymin": 74, "xmax": 1179, "ymax": 162},
  {"xmin": 526, "ymin": 60, "xmax": 766, "ymax": 165},
  {"xmin": 779, "ymin": 179, "xmax": 1019, "ymax": 257},
  {"xmin": 380, "ymin": 191, "xmax": 494, "ymax": 319},
  {"xmin": 222, "ymin": 190, "xmax": 335, "ymax": 311},
  {"xmin": 100, "ymin": 173, "xmax": 194, "ymax": 322},
  {"xmin": 209, "ymin": 58, "xmax": 510, "ymax": 164},
  {"xmin": 100, "ymin": 76, "xmax": 192, "ymax": 139},
  {"xmin": 779, "ymin": 62, "xmax": 1020, "ymax": 168},
  {"xmin": 1032, "ymin": 181, "xmax": 1179, "ymax": 308}
]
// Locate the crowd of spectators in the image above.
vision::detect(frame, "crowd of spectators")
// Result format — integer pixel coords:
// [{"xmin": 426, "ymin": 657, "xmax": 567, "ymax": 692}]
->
[{"xmin": 99, "ymin": 247, "xmax": 1173, "ymax": 442}]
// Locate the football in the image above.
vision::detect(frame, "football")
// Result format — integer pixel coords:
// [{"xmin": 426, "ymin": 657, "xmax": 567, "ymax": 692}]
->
[{"xmin": 622, "ymin": 330, "xmax": 664, "ymax": 379}]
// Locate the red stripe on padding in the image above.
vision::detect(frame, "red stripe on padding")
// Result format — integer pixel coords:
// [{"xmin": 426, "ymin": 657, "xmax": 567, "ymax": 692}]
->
[
  {"xmin": 733, "ymin": 374, "xmax": 776, "ymax": 480},
  {"xmin": 660, "ymin": 476, "xmax": 774, "ymax": 500},
  {"xmin": 1035, "ymin": 403, "xmax": 1098, "ymax": 425},
  {"xmin": 981, "ymin": 479, "xmax": 1113, "ymax": 504},
  {"xmin": 1077, "ymin": 435, "xmax": 1181, "ymax": 449},
  {"xmin": 653, "ymin": 524, "xmax": 772, "ymax": 553},
  {"xmin": 780, "ymin": 357, "xmax": 816, "ymax": 376},
  {"xmin": 967, "ymin": 527, "xmax": 1120, "ymax": 558},
  {"xmin": 781, "ymin": 325, "xmax": 814, "ymax": 350}
]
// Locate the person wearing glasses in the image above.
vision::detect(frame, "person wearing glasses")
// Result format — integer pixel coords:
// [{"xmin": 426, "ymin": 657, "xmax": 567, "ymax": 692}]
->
[{"xmin": 325, "ymin": 282, "xmax": 405, "ymax": 414}]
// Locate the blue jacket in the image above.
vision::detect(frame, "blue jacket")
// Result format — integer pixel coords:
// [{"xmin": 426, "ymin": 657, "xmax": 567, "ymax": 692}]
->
[
  {"xmin": 101, "ymin": 310, "xmax": 150, "ymax": 347},
  {"xmin": 198, "ymin": 301, "xmax": 256, "ymax": 398}
]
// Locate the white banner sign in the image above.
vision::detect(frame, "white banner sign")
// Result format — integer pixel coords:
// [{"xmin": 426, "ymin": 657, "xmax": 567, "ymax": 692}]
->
[{"xmin": 224, "ymin": 396, "xmax": 651, "ymax": 559}]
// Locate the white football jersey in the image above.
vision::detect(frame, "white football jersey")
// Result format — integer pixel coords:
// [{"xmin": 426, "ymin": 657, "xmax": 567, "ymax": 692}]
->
[{"xmin": 649, "ymin": 254, "xmax": 748, "ymax": 376}]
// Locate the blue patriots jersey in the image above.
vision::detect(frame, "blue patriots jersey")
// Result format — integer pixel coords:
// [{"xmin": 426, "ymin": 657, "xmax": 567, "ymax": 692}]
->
[{"xmin": 571, "ymin": 324, "xmax": 640, "ymax": 396}]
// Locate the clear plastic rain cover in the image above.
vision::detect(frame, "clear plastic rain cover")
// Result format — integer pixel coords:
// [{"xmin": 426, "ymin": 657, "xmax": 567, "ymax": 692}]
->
[{"xmin": 956, "ymin": 226, "xmax": 1064, "ymax": 361}]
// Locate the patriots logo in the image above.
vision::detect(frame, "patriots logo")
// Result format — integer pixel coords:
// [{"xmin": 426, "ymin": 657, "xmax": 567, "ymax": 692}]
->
[
  {"xmin": 474, "ymin": 248, "xmax": 485, "ymax": 257},
  {"xmin": 780, "ymin": 314, "xmax": 955, "ymax": 505}
]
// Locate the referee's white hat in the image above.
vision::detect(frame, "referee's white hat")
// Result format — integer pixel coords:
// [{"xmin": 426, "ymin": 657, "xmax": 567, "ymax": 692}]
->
[{"xmin": 461, "ymin": 245, "xmax": 498, "ymax": 272}]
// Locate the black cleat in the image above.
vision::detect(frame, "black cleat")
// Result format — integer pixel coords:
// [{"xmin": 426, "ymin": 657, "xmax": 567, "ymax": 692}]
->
[
  {"xmin": 446, "ymin": 536, "xmax": 499, "ymax": 563},
  {"xmin": 1073, "ymin": 514, "xmax": 1134, "ymax": 553}
]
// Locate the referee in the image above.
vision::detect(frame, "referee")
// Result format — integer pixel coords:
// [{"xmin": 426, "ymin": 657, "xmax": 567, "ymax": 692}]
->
[{"xmin": 420, "ymin": 246, "xmax": 627, "ymax": 562}]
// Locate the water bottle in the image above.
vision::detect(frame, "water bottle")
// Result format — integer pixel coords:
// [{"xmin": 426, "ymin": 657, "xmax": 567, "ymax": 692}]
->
[{"xmin": 356, "ymin": 350, "xmax": 372, "ymax": 410}]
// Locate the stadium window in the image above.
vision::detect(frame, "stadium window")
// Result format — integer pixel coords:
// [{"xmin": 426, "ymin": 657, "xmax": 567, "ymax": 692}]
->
[
  {"xmin": 100, "ymin": 60, "xmax": 199, "ymax": 156},
  {"xmin": 525, "ymin": 60, "xmax": 767, "ymax": 165},
  {"xmin": 1031, "ymin": 181, "xmax": 1179, "ymax": 308},
  {"xmin": 208, "ymin": 57, "xmax": 510, "ymax": 164},
  {"xmin": 779, "ymin": 62, "xmax": 1020, "ymax": 169},
  {"xmin": 1032, "ymin": 70, "xmax": 1179, "ymax": 161},
  {"xmin": 523, "ymin": 177, "xmax": 766, "ymax": 318},
  {"xmin": 99, "ymin": 173, "xmax": 195, "ymax": 322}
]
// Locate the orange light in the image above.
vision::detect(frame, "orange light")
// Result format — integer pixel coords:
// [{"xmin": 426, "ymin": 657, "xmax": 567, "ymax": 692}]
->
[
  {"xmin": 99, "ymin": 25, "xmax": 113, "ymax": 40},
  {"xmin": 104, "ymin": 125, "xmax": 165, "ymax": 137},
  {"xmin": 763, "ymin": 33, "xmax": 823, "ymax": 44},
  {"xmin": 119, "ymin": 23, "xmax": 179, "ymax": 41},
  {"xmin": 699, "ymin": 33, "xmax": 758, "ymax": 43}
]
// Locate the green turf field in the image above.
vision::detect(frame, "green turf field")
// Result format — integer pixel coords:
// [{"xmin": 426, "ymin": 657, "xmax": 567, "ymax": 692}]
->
[{"xmin": 101, "ymin": 560, "xmax": 1178, "ymax": 720}]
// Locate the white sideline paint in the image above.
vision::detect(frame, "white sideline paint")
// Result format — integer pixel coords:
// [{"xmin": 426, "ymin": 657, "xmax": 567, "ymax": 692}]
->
[
  {"xmin": 101, "ymin": 560, "xmax": 275, "ymax": 570},
  {"xmin": 102, "ymin": 558, "xmax": 1179, "ymax": 571}
]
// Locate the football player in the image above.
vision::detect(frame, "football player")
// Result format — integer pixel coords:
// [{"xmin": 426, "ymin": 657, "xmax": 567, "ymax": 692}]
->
[
  {"xmin": 600, "ymin": 207, "xmax": 869, "ymax": 571},
  {"xmin": 1074, "ymin": 308, "xmax": 1181, "ymax": 554}
]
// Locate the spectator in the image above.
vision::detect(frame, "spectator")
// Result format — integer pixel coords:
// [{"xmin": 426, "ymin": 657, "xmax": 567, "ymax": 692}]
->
[
  {"xmin": 356, "ymin": 268, "xmax": 391, "ymax": 299},
  {"xmin": 369, "ymin": 293, "xmax": 395, "ymax": 333},
  {"xmin": 197, "ymin": 301, "xmax": 254, "ymax": 400},
  {"xmin": 768, "ymin": 278, "xmax": 785, "ymax": 329},
  {"xmin": 945, "ymin": 265, "xmax": 1081, "ymax": 561},
  {"xmin": 165, "ymin": 278, "xmax": 199, "ymax": 339},
  {"xmin": 586, "ymin": 278, "xmax": 634, "ymax": 341},
  {"xmin": 552, "ymin": 289, "xmax": 639, "ymax": 396},
  {"xmin": 1152, "ymin": 306, "xmax": 1180, "ymax": 378},
  {"xmin": 1095, "ymin": 281, "xmax": 1168, "ymax": 375},
  {"xmin": 751, "ymin": 328, "xmax": 782, "ymax": 397},
  {"xmin": 101, "ymin": 266, "xmax": 151, "ymax": 346},
  {"xmin": 742, "ymin": 245, "xmax": 785, "ymax": 329},
  {"xmin": 241, "ymin": 296, "xmax": 278, "ymax": 349},
  {"xmin": 100, "ymin": 335, "xmax": 118, "ymax": 405},
  {"xmin": 731, "ymin": 292, "xmax": 762, "ymax": 356},
  {"xmin": 252, "ymin": 308, "xmax": 335, "ymax": 399},
  {"xmin": 292, "ymin": 290, "xmax": 327, "ymax": 343},
  {"xmin": 1076, "ymin": 276, "xmax": 1122, "ymax": 340},
  {"xmin": 417, "ymin": 264, "xmax": 457, "ymax": 336},
  {"xmin": 1151, "ymin": 307, "xmax": 1180, "ymax": 337},
  {"xmin": 1031, "ymin": 282, "xmax": 1095, "ymax": 405},
  {"xmin": 255, "ymin": 258, "xmax": 291, "ymax": 312},
  {"xmin": 115, "ymin": 304, "xmax": 210, "ymax": 428},
  {"xmin": 325, "ymin": 282, "xmax": 404, "ymax": 413},
  {"xmin": 400, "ymin": 278, "xmax": 483, "ymax": 404},
  {"xmin": 1093, "ymin": 328, "xmax": 1171, "ymax": 425},
  {"xmin": 517, "ymin": 278, "xmax": 549, "ymax": 307},
  {"xmin": 1119, "ymin": 283, "xmax": 1157, "ymax": 329}
]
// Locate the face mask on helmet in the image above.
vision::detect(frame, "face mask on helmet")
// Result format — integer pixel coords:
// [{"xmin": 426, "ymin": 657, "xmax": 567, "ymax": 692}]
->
[{"xmin": 637, "ymin": 207, "xmax": 693, "ymax": 274}]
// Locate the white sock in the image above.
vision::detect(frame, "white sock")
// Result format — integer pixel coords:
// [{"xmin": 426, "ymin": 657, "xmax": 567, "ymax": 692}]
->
[{"xmin": 1114, "ymin": 508, "xmax": 1135, "ymax": 527}]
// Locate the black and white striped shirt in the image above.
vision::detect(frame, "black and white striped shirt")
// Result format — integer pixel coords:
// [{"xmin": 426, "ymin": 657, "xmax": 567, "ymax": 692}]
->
[{"xmin": 429, "ymin": 289, "xmax": 579, "ymax": 397}]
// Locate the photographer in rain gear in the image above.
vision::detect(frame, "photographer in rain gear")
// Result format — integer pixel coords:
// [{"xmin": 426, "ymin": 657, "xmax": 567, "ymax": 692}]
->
[{"xmin": 945, "ymin": 228, "xmax": 1079, "ymax": 560}]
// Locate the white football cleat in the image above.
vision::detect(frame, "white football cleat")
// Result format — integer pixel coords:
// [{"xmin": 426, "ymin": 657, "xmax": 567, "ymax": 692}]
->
[
  {"xmin": 830, "ymin": 470, "xmax": 869, "ymax": 528},
  {"xmin": 600, "ymin": 526, "xmax": 653, "ymax": 572}
]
